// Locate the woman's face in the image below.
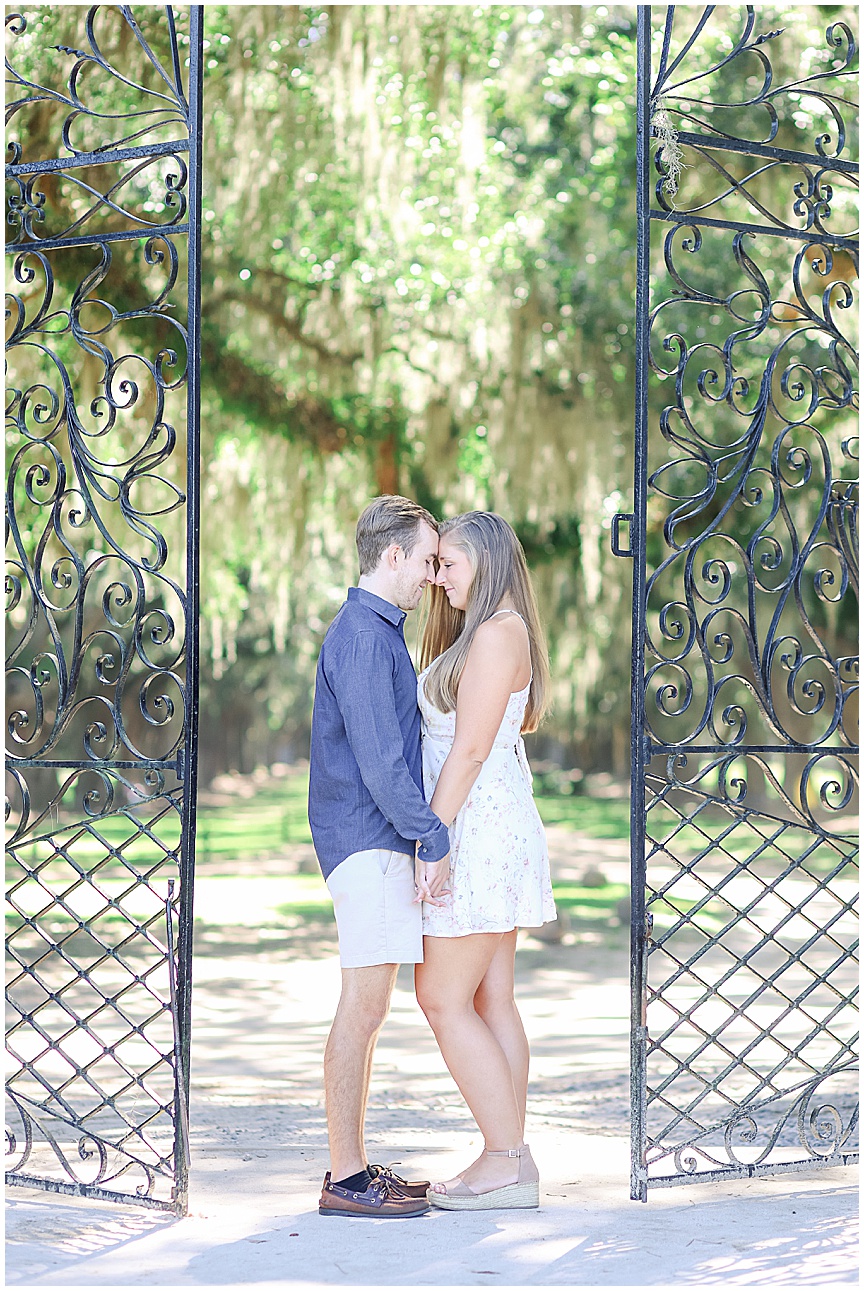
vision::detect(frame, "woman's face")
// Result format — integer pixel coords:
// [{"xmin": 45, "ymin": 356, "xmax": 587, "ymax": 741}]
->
[{"xmin": 434, "ymin": 536, "xmax": 474, "ymax": 612}]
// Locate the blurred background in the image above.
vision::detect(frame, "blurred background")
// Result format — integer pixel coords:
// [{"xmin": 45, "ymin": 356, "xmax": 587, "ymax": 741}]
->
[
  {"xmin": 195, "ymin": 2, "xmax": 641, "ymax": 784},
  {"xmin": 191, "ymin": 2, "xmax": 858, "ymax": 789}
]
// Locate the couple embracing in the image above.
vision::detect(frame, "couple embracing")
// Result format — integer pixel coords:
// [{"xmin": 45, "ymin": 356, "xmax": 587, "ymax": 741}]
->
[{"xmin": 308, "ymin": 494, "xmax": 556, "ymax": 1218}]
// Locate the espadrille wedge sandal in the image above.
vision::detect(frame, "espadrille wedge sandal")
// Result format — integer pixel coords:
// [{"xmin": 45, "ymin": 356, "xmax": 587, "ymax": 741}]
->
[{"xmin": 426, "ymin": 1145, "xmax": 540, "ymax": 1211}]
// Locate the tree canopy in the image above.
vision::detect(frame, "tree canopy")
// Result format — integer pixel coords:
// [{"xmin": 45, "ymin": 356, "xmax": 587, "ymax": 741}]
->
[{"xmin": 6, "ymin": 4, "xmax": 857, "ymax": 780}]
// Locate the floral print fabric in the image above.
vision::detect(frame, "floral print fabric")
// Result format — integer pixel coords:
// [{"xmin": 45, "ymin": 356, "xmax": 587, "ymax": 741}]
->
[{"xmin": 419, "ymin": 666, "xmax": 557, "ymax": 937}]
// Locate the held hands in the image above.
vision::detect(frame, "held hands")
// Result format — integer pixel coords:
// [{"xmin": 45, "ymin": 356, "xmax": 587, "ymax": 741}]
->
[{"xmin": 413, "ymin": 851, "xmax": 451, "ymax": 906}]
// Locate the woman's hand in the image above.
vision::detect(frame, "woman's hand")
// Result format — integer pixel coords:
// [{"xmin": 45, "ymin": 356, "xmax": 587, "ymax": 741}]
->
[{"xmin": 414, "ymin": 852, "xmax": 451, "ymax": 905}]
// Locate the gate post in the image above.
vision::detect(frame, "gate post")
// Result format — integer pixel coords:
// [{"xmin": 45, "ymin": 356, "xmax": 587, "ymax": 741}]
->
[
  {"xmin": 627, "ymin": 3, "xmax": 653, "ymax": 1205},
  {"xmin": 175, "ymin": 2, "xmax": 204, "ymax": 1216}
]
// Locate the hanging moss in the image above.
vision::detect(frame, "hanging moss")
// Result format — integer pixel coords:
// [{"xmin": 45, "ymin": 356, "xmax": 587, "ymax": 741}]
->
[{"xmin": 8, "ymin": 4, "xmax": 855, "ymax": 779}]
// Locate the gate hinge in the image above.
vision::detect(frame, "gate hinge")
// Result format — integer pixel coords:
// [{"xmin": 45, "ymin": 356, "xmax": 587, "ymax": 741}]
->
[
  {"xmin": 611, "ymin": 512, "xmax": 635, "ymax": 557},
  {"xmin": 176, "ymin": 748, "xmax": 185, "ymax": 783}
]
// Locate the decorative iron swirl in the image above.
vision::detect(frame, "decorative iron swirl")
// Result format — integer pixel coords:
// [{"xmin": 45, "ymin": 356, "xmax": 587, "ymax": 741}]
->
[
  {"xmin": 655, "ymin": 150, "xmax": 858, "ymax": 243},
  {"xmin": 653, "ymin": 1063, "xmax": 859, "ymax": 1175},
  {"xmin": 6, "ymin": 236, "xmax": 189, "ymax": 766},
  {"xmin": 5, "ymin": 763, "xmax": 169, "ymax": 848},
  {"xmin": 644, "ymin": 224, "xmax": 858, "ymax": 753},
  {"xmin": 7, "ymin": 151, "xmax": 189, "ymax": 246},
  {"xmin": 652, "ymin": 7, "xmax": 858, "ymax": 160},
  {"xmin": 660, "ymin": 749, "xmax": 858, "ymax": 836},
  {"xmin": 5, "ymin": 1090, "xmax": 165, "ymax": 1195},
  {"xmin": 5, "ymin": 8, "xmax": 189, "ymax": 163}
]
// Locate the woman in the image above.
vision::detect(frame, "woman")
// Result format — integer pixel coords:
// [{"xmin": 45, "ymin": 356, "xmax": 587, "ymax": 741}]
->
[{"xmin": 414, "ymin": 511, "xmax": 556, "ymax": 1211}]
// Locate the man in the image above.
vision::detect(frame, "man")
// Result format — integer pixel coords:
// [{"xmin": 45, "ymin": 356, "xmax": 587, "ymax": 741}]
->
[{"xmin": 309, "ymin": 495, "xmax": 451, "ymax": 1218}]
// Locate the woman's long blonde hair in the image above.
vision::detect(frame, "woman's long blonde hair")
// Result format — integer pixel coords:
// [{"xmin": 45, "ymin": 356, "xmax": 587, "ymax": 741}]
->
[{"xmin": 419, "ymin": 512, "xmax": 550, "ymax": 733}]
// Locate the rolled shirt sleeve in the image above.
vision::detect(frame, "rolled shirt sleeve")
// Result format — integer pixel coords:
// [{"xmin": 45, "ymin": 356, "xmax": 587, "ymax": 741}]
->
[{"xmin": 327, "ymin": 632, "xmax": 450, "ymax": 862}]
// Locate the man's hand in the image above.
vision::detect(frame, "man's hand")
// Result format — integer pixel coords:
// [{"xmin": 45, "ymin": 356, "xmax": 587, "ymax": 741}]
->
[{"xmin": 414, "ymin": 852, "xmax": 451, "ymax": 906}]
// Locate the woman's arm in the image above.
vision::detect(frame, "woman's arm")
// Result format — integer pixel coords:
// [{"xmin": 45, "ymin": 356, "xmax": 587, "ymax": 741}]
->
[{"xmin": 428, "ymin": 616, "xmax": 529, "ymax": 826}]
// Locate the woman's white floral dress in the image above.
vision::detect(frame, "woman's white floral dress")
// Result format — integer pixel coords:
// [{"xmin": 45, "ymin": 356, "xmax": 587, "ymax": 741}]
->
[{"xmin": 418, "ymin": 635, "xmax": 556, "ymax": 937}]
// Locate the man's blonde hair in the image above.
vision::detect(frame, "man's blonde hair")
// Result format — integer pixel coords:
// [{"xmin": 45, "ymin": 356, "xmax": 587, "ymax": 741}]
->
[{"xmin": 356, "ymin": 495, "xmax": 438, "ymax": 575}]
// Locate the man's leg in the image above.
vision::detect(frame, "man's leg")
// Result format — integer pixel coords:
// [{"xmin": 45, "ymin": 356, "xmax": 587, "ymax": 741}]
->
[{"xmin": 324, "ymin": 962, "xmax": 398, "ymax": 1182}]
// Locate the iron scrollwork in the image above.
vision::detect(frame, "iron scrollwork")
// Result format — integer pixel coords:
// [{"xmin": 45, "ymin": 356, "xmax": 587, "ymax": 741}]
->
[
  {"xmin": 6, "ymin": 235, "xmax": 189, "ymax": 768},
  {"xmin": 5, "ymin": 6, "xmax": 189, "ymax": 159},
  {"xmin": 5, "ymin": 1089, "xmax": 164, "ymax": 1200},
  {"xmin": 630, "ymin": 6, "xmax": 858, "ymax": 1199},
  {"xmin": 644, "ymin": 225, "xmax": 858, "ymax": 766},
  {"xmin": 5, "ymin": 5, "xmax": 202, "ymax": 1214},
  {"xmin": 659, "ymin": 1063, "xmax": 860, "ymax": 1178},
  {"xmin": 651, "ymin": 8, "xmax": 858, "ymax": 236}
]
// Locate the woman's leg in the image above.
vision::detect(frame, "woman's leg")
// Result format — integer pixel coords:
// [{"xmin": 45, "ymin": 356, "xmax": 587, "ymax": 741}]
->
[
  {"xmin": 473, "ymin": 930, "xmax": 529, "ymax": 1134},
  {"xmin": 415, "ymin": 932, "xmax": 525, "ymax": 1191}
]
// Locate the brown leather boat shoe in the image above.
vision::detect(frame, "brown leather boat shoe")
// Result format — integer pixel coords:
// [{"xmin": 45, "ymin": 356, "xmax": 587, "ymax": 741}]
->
[
  {"xmin": 319, "ymin": 1173, "xmax": 429, "ymax": 1217},
  {"xmin": 368, "ymin": 1162, "xmax": 431, "ymax": 1199}
]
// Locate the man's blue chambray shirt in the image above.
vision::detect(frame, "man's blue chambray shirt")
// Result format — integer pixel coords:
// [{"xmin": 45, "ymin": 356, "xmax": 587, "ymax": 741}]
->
[{"xmin": 308, "ymin": 586, "xmax": 450, "ymax": 880}]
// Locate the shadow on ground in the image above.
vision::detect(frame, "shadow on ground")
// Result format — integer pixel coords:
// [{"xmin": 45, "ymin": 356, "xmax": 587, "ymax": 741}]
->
[{"xmin": 6, "ymin": 917, "xmax": 858, "ymax": 1287}]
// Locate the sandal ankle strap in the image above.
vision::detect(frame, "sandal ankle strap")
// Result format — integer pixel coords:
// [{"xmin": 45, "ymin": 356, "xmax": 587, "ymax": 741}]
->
[{"xmin": 485, "ymin": 1145, "xmax": 526, "ymax": 1158}]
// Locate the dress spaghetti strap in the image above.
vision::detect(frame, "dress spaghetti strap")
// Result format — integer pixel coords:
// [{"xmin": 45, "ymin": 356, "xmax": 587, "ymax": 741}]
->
[{"xmin": 487, "ymin": 608, "xmax": 526, "ymax": 625}]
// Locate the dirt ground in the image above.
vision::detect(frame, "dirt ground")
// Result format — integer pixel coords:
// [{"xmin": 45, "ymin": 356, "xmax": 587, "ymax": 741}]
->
[{"xmin": 6, "ymin": 827, "xmax": 859, "ymax": 1288}]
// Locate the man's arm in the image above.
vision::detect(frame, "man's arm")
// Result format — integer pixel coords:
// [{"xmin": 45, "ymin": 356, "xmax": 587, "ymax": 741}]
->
[{"xmin": 327, "ymin": 631, "xmax": 450, "ymax": 863}]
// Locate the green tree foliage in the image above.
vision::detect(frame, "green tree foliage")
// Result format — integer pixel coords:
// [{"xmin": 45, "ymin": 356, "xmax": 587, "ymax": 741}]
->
[
  {"xmin": 195, "ymin": 3, "xmax": 643, "ymax": 775},
  {"xmin": 7, "ymin": 5, "xmax": 856, "ymax": 779}
]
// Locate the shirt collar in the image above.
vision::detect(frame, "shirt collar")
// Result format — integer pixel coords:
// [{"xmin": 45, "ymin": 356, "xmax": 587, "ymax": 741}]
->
[{"xmin": 348, "ymin": 585, "xmax": 406, "ymax": 629}]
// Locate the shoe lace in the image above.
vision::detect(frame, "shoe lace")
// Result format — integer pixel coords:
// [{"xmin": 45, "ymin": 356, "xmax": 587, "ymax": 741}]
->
[
  {"xmin": 370, "ymin": 1162, "xmax": 408, "ymax": 1185},
  {"xmin": 377, "ymin": 1174, "xmax": 411, "ymax": 1199}
]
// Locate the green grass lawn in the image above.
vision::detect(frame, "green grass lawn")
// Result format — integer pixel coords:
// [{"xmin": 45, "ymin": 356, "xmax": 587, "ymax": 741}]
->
[
  {"xmin": 36, "ymin": 775, "xmax": 840, "ymax": 877},
  {"xmin": 193, "ymin": 771, "xmax": 630, "ymax": 862},
  {"xmin": 11, "ymin": 772, "xmax": 633, "ymax": 936},
  {"xmin": 196, "ymin": 774, "xmax": 313, "ymax": 859},
  {"xmin": 188, "ymin": 772, "xmax": 632, "ymax": 931}
]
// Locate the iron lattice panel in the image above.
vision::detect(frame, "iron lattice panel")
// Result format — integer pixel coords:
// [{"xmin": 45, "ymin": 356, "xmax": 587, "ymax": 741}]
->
[
  {"xmin": 627, "ymin": 6, "xmax": 859, "ymax": 1197},
  {"xmin": 6, "ymin": 773, "xmax": 185, "ymax": 1205},
  {"xmin": 5, "ymin": 6, "xmax": 202, "ymax": 1212},
  {"xmin": 644, "ymin": 759, "xmax": 857, "ymax": 1183}
]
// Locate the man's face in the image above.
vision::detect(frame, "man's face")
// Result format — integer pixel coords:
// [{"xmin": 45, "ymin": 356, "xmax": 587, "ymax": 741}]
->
[{"xmin": 393, "ymin": 522, "xmax": 440, "ymax": 611}]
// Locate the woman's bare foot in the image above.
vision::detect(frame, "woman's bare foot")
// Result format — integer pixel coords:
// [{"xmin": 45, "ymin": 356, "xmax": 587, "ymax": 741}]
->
[{"xmin": 429, "ymin": 1147, "xmax": 521, "ymax": 1195}]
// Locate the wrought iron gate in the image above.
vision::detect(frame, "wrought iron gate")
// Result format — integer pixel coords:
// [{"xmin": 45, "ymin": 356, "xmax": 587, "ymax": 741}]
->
[
  {"xmin": 5, "ymin": 5, "xmax": 202, "ymax": 1213},
  {"xmin": 618, "ymin": 5, "xmax": 859, "ymax": 1200}
]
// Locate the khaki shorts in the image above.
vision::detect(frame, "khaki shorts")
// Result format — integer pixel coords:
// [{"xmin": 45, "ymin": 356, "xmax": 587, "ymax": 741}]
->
[{"xmin": 325, "ymin": 849, "xmax": 422, "ymax": 968}]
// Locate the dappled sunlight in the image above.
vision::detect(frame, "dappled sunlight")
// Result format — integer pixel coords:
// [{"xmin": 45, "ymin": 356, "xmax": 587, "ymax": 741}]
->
[
  {"xmin": 6, "ymin": 1200, "xmax": 176, "ymax": 1257},
  {"xmin": 188, "ymin": 912, "xmax": 634, "ymax": 1151},
  {"xmin": 685, "ymin": 1213, "xmax": 857, "ymax": 1286},
  {"xmin": 6, "ymin": 1197, "xmax": 177, "ymax": 1286}
]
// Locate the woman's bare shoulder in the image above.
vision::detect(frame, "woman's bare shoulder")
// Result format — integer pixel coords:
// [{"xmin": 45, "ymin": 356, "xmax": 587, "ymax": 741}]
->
[{"xmin": 467, "ymin": 613, "xmax": 527, "ymax": 664}]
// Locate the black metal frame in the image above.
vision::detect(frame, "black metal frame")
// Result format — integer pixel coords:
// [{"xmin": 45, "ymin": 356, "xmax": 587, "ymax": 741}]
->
[
  {"xmin": 619, "ymin": 5, "xmax": 858, "ymax": 1200},
  {"xmin": 5, "ymin": 5, "xmax": 202, "ymax": 1214}
]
